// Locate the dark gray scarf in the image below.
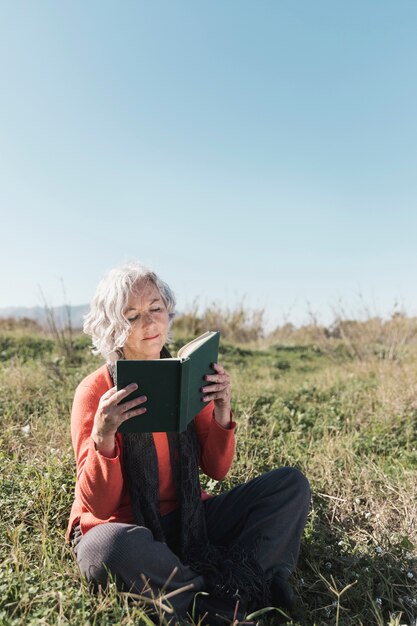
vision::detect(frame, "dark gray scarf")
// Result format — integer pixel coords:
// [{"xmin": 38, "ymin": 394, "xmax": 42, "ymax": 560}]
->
[{"xmin": 109, "ymin": 348, "xmax": 269, "ymax": 605}]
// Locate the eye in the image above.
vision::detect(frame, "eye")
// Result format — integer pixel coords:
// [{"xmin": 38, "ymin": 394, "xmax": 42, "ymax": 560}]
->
[
  {"xmin": 150, "ymin": 307, "xmax": 162, "ymax": 313},
  {"xmin": 127, "ymin": 315, "xmax": 139, "ymax": 323}
]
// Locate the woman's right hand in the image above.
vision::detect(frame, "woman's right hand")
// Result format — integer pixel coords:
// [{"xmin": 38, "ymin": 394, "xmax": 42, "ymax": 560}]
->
[{"xmin": 91, "ymin": 384, "xmax": 147, "ymax": 456}]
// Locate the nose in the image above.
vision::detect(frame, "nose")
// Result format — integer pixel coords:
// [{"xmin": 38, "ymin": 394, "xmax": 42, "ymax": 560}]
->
[{"xmin": 141, "ymin": 311, "xmax": 153, "ymax": 326}]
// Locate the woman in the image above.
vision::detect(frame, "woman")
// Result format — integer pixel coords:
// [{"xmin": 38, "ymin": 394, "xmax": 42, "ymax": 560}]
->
[{"xmin": 66, "ymin": 262, "xmax": 310, "ymax": 624}]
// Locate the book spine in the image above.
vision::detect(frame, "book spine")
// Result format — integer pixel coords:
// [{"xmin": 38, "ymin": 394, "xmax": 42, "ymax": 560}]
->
[{"xmin": 178, "ymin": 358, "xmax": 191, "ymax": 432}]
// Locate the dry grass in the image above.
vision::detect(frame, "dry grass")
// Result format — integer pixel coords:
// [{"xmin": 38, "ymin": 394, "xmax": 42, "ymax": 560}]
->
[
  {"xmin": 174, "ymin": 301, "xmax": 265, "ymax": 344},
  {"xmin": 269, "ymin": 313, "xmax": 417, "ymax": 363},
  {"xmin": 1, "ymin": 308, "xmax": 416, "ymax": 625}
]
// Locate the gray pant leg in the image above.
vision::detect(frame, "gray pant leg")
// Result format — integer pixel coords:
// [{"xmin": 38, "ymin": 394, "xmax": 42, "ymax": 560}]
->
[
  {"xmin": 73, "ymin": 522, "xmax": 205, "ymax": 617},
  {"xmin": 204, "ymin": 467, "xmax": 311, "ymax": 580}
]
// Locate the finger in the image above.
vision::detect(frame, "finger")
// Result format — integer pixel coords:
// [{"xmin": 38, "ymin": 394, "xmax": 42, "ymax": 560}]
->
[
  {"xmin": 120, "ymin": 395, "xmax": 147, "ymax": 413},
  {"xmin": 202, "ymin": 374, "xmax": 230, "ymax": 391},
  {"xmin": 109, "ymin": 383, "xmax": 139, "ymax": 405},
  {"xmin": 203, "ymin": 391, "xmax": 230, "ymax": 402},
  {"xmin": 204, "ymin": 373, "xmax": 229, "ymax": 384},
  {"xmin": 120, "ymin": 407, "xmax": 147, "ymax": 422},
  {"xmin": 205, "ymin": 367, "xmax": 229, "ymax": 379},
  {"xmin": 202, "ymin": 382, "xmax": 229, "ymax": 394},
  {"xmin": 202, "ymin": 388, "xmax": 230, "ymax": 402},
  {"xmin": 210, "ymin": 362, "xmax": 225, "ymax": 374}
]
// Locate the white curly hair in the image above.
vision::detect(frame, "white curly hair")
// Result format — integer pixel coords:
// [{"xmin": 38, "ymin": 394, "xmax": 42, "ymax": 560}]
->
[{"xmin": 83, "ymin": 262, "xmax": 176, "ymax": 363}]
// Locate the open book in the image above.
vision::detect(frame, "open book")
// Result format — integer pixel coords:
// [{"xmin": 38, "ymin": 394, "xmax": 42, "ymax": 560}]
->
[{"xmin": 116, "ymin": 331, "xmax": 220, "ymax": 433}]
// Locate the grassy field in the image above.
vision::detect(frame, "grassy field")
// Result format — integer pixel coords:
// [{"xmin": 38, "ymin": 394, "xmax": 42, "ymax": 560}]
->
[{"xmin": 0, "ymin": 314, "xmax": 416, "ymax": 626}]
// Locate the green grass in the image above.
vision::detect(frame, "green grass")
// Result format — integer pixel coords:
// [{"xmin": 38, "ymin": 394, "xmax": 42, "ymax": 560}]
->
[{"xmin": 0, "ymin": 326, "xmax": 416, "ymax": 625}]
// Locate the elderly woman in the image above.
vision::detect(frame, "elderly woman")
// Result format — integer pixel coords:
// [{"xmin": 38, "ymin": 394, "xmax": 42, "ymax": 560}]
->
[{"xmin": 66, "ymin": 263, "xmax": 310, "ymax": 624}]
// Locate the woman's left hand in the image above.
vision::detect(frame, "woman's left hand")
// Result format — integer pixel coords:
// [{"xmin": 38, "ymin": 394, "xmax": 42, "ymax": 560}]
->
[{"xmin": 202, "ymin": 363, "xmax": 232, "ymax": 428}]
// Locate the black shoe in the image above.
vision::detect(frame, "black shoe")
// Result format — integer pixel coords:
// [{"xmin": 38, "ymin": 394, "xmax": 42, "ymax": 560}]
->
[
  {"xmin": 190, "ymin": 594, "xmax": 251, "ymax": 625},
  {"xmin": 270, "ymin": 575, "xmax": 295, "ymax": 611}
]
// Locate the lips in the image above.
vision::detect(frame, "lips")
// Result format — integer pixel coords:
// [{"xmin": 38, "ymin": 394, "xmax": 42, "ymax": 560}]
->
[{"xmin": 143, "ymin": 334, "xmax": 159, "ymax": 341}]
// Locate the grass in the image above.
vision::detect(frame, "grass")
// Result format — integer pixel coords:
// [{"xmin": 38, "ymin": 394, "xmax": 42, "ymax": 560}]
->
[{"xmin": 0, "ymin": 313, "xmax": 416, "ymax": 625}]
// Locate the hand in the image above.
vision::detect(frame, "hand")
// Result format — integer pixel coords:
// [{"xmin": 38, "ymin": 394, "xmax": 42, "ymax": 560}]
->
[
  {"xmin": 202, "ymin": 363, "xmax": 232, "ymax": 428},
  {"xmin": 91, "ymin": 384, "xmax": 147, "ymax": 456}
]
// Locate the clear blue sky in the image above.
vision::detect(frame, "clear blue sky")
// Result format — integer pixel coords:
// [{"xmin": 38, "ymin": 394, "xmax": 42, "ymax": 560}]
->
[{"xmin": 1, "ymin": 1, "xmax": 416, "ymax": 327}]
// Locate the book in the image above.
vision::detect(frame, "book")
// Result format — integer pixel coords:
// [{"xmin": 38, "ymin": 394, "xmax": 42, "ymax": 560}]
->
[{"xmin": 116, "ymin": 330, "xmax": 220, "ymax": 433}]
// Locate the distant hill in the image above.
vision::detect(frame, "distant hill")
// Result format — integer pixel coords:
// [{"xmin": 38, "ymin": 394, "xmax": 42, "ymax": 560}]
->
[{"xmin": 0, "ymin": 305, "xmax": 89, "ymax": 329}]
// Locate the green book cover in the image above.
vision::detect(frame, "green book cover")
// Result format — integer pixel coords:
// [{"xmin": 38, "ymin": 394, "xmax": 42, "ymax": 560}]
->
[{"xmin": 116, "ymin": 331, "xmax": 220, "ymax": 433}]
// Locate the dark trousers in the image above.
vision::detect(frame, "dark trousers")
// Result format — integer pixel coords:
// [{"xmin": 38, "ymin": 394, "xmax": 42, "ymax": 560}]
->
[{"xmin": 73, "ymin": 467, "xmax": 310, "ymax": 617}]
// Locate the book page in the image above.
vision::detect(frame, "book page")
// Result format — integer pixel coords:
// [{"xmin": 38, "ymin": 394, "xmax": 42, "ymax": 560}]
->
[{"xmin": 177, "ymin": 330, "xmax": 215, "ymax": 359}]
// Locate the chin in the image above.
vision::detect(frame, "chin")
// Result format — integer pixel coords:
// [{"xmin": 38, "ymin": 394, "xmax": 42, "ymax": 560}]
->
[{"xmin": 145, "ymin": 339, "xmax": 165, "ymax": 357}]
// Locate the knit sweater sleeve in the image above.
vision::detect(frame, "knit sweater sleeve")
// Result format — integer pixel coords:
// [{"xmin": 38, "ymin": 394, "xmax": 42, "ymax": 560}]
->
[
  {"xmin": 71, "ymin": 378, "xmax": 125, "ymax": 520},
  {"xmin": 194, "ymin": 401, "xmax": 236, "ymax": 481}
]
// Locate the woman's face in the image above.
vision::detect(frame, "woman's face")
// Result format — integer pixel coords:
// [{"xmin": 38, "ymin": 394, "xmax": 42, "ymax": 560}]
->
[{"xmin": 122, "ymin": 280, "xmax": 170, "ymax": 360}]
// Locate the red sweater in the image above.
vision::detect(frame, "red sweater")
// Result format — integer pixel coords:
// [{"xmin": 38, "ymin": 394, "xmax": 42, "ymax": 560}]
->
[{"xmin": 66, "ymin": 364, "xmax": 236, "ymax": 540}]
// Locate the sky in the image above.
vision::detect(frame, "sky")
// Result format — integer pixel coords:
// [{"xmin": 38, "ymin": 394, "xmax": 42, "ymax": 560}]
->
[{"xmin": 0, "ymin": 1, "xmax": 416, "ymax": 328}]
